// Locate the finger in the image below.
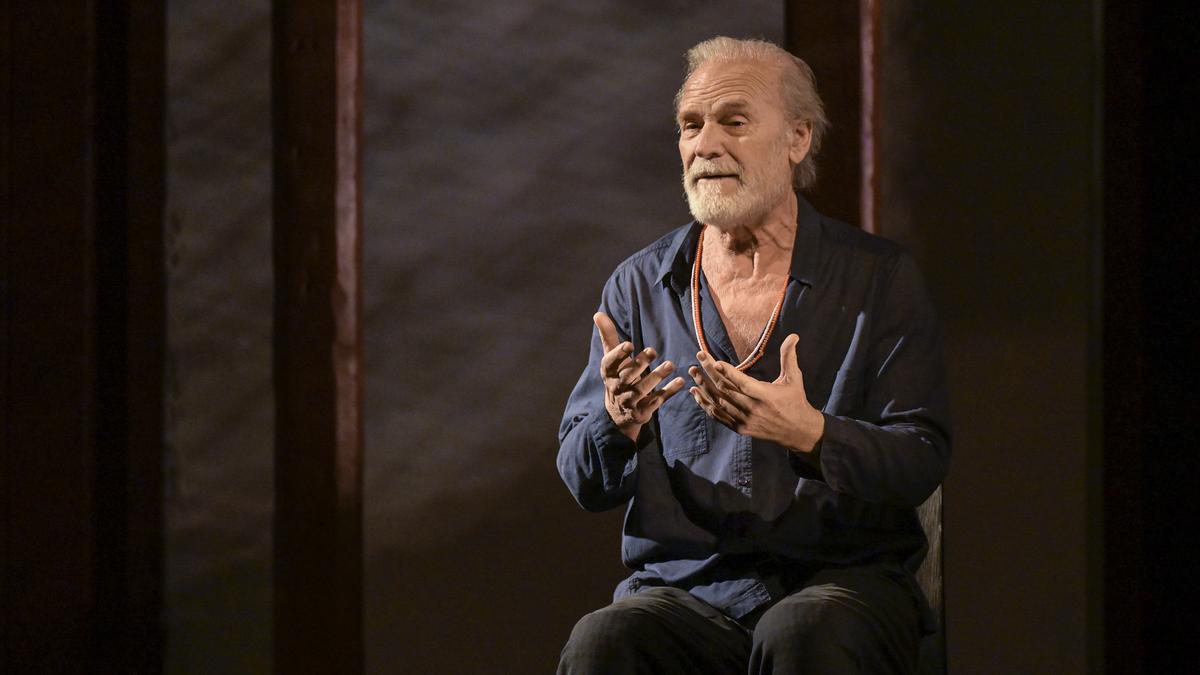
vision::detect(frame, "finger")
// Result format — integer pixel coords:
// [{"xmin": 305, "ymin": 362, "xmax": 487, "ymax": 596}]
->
[
  {"xmin": 633, "ymin": 360, "xmax": 676, "ymax": 399},
  {"xmin": 777, "ymin": 333, "xmax": 801, "ymax": 383},
  {"xmin": 600, "ymin": 341, "xmax": 635, "ymax": 379},
  {"xmin": 688, "ymin": 366, "xmax": 747, "ymax": 418},
  {"xmin": 693, "ymin": 357, "xmax": 756, "ymax": 412},
  {"xmin": 695, "ymin": 352, "xmax": 744, "ymax": 393},
  {"xmin": 700, "ymin": 348, "xmax": 763, "ymax": 396},
  {"xmin": 618, "ymin": 347, "xmax": 657, "ymax": 381},
  {"xmin": 613, "ymin": 349, "xmax": 661, "ymax": 408},
  {"xmin": 593, "ymin": 312, "xmax": 621, "ymax": 354},
  {"xmin": 688, "ymin": 364, "xmax": 728, "ymax": 403},
  {"xmin": 638, "ymin": 377, "xmax": 687, "ymax": 415},
  {"xmin": 688, "ymin": 365, "xmax": 722, "ymax": 403},
  {"xmin": 690, "ymin": 385, "xmax": 739, "ymax": 427}
]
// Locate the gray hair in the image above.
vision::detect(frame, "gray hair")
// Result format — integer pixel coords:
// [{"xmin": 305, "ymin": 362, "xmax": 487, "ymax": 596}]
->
[{"xmin": 674, "ymin": 36, "xmax": 830, "ymax": 190}]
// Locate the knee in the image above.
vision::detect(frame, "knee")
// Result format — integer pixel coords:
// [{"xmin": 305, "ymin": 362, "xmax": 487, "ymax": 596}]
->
[
  {"xmin": 565, "ymin": 605, "xmax": 642, "ymax": 649},
  {"xmin": 559, "ymin": 604, "xmax": 653, "ymax": 671},
  {"xmin": 752, "ymin": 594, "xmax": 870, "ymax": 664},
  {"xmin": 748, "ymin": 593, "xmax": 864, "ymax": 648}
]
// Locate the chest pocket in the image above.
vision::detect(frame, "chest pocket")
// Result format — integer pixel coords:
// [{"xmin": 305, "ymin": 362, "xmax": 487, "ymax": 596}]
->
[{"xmin": 655, "ymin": 394, "xmax": 709, "ymax": 461}]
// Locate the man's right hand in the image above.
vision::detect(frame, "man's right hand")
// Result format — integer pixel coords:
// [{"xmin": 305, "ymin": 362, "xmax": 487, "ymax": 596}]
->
[{"xmin": 594, "ymin": 312, "xmax": 686, "ymax": 442}]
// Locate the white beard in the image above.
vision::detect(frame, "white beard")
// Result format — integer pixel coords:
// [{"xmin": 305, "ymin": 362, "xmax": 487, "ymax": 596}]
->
[{"xmin": 682, "ymin": 137, "xmax": 793, "ymax": 230}]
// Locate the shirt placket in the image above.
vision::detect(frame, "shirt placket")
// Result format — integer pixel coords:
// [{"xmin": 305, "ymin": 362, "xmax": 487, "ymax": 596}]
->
[
  {"xmin": 733, "ymin": 434, "xmax": 753, "ymax": 496},
  {"xmin": 695, "ymin": 272, "xmax": 768, "ymax": 498}
]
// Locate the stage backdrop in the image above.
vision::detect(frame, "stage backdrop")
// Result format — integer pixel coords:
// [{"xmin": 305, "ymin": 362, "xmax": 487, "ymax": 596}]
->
[
  {"xmin": 165, "ymin": 2, "xmax": 273, "ymax": 672},
  {"xmin": 165, "ymin": 2, "xmax": 781, "ymax": 672},
  {"xmin": 165, "ymin": 1, "xmax": 1097, "ymax": 673},
  {"xmin": 360, "ymin": 3, "xmax": 781, "ymax": 672}
]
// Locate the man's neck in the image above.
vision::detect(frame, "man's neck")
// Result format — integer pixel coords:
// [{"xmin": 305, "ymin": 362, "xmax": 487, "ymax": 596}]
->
[{"xmin": 702, "ymin": 192, "xmax": 797, "ymax": 282}]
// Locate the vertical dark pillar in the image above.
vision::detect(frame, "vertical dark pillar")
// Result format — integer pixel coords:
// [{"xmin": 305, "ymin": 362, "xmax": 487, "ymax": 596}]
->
[
  {"xmin": 94, "ymin": 3, "xmax": 168, "ymax": 671},
  {"xmin": 120, "ymin": 4, "xmax": 168, "ymax": 671},
  {"xmin": 1101, "ymin": 2, "xmax": 1200, "ymax": 672},
  {"xmin": 2, "ymin": 1, "xmax": 165, "ymax": 672},
  {"xmin": 785, "ymin": 0, "xmax": 879, "ymax": 231},
  {"xmin": 3, "ymin": 6, "xmax": 99, "ymax": 669},
  {"xmin": 1099, "ymin": 3, "xmax": 1145, "ymax": 671},
  {"xmin": 271, "ymin": 1, "xmax": 364, "ymax": 673},
  {"xmin": 786, "ymin": 5, "xmax": 943, "ymax": 673}
]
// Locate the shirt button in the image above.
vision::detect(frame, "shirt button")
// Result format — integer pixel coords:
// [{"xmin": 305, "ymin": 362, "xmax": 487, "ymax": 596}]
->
[{"xmin": 736, "ymin": 477, "xmax": 750, "ymax": 487}]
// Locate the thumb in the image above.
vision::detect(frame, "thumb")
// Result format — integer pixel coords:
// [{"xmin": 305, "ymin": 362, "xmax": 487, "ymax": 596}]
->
[
  {"xmin": 593, "ymin": 311, "xmax": 619, "ymax": 353},
  {"xmin": 776, "ymin": 333, "xmax": 801, "ymax": 384}
]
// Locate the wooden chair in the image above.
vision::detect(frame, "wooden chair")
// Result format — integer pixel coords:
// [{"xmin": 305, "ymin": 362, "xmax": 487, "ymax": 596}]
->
[{"xmin": 915, "ymin": 485, "xmax": 945, "ymax": 674}]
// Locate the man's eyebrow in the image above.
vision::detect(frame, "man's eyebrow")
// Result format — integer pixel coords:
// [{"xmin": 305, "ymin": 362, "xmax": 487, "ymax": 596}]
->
[
  {"xmin": 677, "ymin": 98, "xmax": 753, "ymax": 117},
  {"xmin": 713, "ymin": 99, "xmax": 751, "ymax": 114}
]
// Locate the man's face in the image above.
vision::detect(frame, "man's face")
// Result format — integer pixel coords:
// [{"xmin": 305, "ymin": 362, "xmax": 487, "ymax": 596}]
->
[{"xmin": 676, "ymin": 59, "xmax": 807, "ymax": 229}]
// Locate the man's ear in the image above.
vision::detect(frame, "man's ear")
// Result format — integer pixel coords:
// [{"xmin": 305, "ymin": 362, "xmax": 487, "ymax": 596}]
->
[{"xmin": 789, "ymin": 119, "xmax": 813, "ymax": 165}]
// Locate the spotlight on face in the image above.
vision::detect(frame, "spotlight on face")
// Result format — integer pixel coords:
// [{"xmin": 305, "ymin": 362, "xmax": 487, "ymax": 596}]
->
[{"xmin": 676, "ymin": 59, "xmax": 797, "ymax": 230}]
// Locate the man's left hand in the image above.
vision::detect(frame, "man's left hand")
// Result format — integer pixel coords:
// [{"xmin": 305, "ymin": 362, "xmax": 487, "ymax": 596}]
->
[{"xmin": 688, "ymin": 333, "xmax": 825, "ymax": 454}]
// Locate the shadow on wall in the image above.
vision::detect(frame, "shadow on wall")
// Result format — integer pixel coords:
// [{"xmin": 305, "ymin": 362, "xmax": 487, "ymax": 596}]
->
[
  {"xmin": 165, "ymin": 1, "xmax": 273, "ymax": 672},
  {"xmin": 361, "ymin": 2, "xmax": 781, "ymax": 672},
  {"xmin": 165, "ymin": 1, "xmax": 1102, "ymax": 672}
]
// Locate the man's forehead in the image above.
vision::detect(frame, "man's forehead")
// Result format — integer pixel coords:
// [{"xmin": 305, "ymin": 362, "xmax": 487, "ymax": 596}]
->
[{"xmin": 678, "ymin": 59, "xmax": 782, "ymax": 113}]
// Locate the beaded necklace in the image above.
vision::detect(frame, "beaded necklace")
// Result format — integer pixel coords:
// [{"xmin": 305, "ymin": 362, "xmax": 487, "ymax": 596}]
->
[{"xmin": 691, "ymin": 225, "xmax": 789, "ymax": 372}]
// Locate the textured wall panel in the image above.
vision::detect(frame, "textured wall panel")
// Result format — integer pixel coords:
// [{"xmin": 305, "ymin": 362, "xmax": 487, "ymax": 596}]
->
[
  {"xmin": 164, "ymin": 2, "xmax": 785, "ymax": 672},
  {"xmin": 165, "ymin": 2, "xmax": 273, "ymax": 672},
  {"xmin": 361, "ymin": 3, "xmax": 781, "ymax": 672}
]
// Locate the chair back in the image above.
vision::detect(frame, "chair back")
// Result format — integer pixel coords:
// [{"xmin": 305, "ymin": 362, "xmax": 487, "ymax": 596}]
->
[{"xmin": 915, "ymin": 485, "xmax": 945, "ymax": 674}]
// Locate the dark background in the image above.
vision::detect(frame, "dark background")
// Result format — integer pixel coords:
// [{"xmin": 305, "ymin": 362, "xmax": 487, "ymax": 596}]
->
[
  {"xmin": 358, "ymin": 4, "xmax": 782, "ymax": 674},
  {"xmin": 4, "ymin": 0, "xmax": 1197, "ymax": 673}
]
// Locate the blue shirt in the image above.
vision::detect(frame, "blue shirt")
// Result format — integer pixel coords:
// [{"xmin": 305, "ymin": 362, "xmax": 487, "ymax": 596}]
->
[{"xmin": 557, "ymin": 196, "xmax": 951, "ymax": 620}]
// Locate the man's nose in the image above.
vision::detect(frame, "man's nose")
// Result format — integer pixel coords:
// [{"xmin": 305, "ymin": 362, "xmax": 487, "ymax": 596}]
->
[{"xmin": 692, "ymin": 123, "xmax": 725, "ymax": 159}]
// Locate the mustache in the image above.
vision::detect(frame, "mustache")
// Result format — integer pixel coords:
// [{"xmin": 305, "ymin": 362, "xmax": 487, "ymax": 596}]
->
[{"xmin": 686, "ymin": 160, "xmax": 742, "ymax": 185}]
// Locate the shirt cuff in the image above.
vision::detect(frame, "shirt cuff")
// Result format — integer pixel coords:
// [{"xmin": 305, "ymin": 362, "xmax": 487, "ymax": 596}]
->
[
  {"xmin": 587, "ymin": 410, "xmax": 655, "ymax": 490},
  {"xmin": 787, "ymin": 436, "xmax": 825, "ymax": 481},
  {"xmin": 808, "ymin": 412, "xmax": 863, "ymax": 489}
]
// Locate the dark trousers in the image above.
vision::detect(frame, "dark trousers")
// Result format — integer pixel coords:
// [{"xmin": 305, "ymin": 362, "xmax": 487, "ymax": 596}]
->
[{"xmin": 558, "ymin": 564, "xmax": 922, "ymax": 674}]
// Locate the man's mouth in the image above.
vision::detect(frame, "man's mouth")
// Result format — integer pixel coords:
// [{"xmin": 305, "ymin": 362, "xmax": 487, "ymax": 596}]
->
[{"xmin": 694, "ymin": 173, "xmax": 739, "ymax": 184}]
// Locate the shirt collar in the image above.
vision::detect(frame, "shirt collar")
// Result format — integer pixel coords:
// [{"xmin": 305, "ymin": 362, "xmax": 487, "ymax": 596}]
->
[
  {"xmin": 658, "ymin": 194, "xmax": 824, "ymax": 294},
  {"xmin": 789, "ymin": 194, "xmax": 823, "ymax": 286},
  {"xmin": 658, "ymin": 222, "xmax": 701, "ymax": 295}
]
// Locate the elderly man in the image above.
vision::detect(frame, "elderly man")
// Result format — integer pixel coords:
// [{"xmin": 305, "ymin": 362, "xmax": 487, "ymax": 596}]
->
[{"xmin": 556, "ymin": 36, "xmax": 949, "ymax": 673}]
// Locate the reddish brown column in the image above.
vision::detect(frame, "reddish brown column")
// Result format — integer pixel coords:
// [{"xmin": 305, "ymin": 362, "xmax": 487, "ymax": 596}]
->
[
  {"xmin": 785, "ymin": 0, "xmax": 880, "ymax": 233},
  {"xmin": 786, "ymin": 5, "xmax": 945, "ymax": 672},
  {"xmin": 271, "ymin": 1, "xmax": 364, "ymax": 673}
]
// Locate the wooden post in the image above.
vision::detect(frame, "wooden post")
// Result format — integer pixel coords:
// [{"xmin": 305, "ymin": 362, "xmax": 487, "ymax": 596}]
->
[
  {"xmin": 785, "ymin": 0, "xmax": 880, "ymax": 233},
  {"xmin": 271, "ymin": 1, "xmax": 364, "ymax": 672},
  {"xmin": 786, "ymin": 4, "xmax": 946, "ymax": 672}
]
